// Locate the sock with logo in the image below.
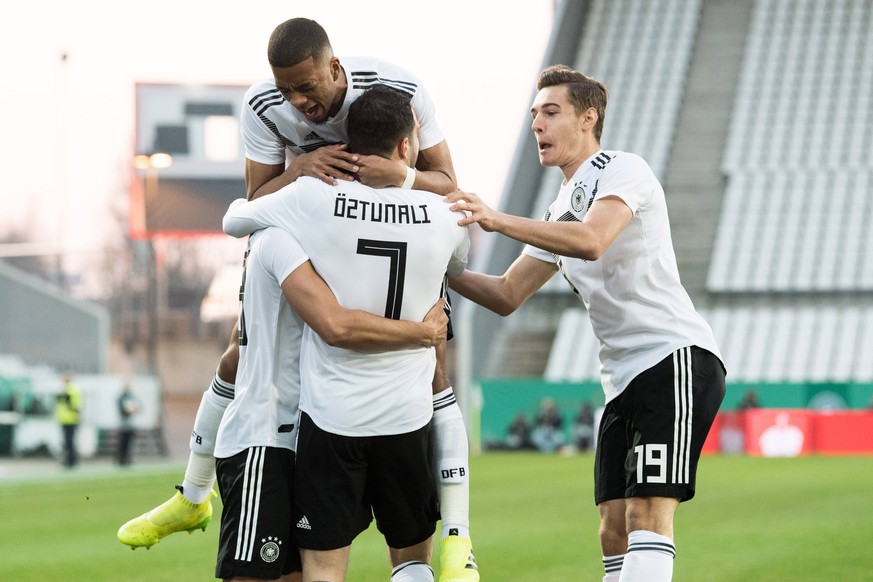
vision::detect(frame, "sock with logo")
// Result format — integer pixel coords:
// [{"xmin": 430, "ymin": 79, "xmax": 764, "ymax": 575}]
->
[
  {"xmin": 430, "ymin": 387, "xmax": 471, "ymax": 539},
  {"xmin": 391, "ymin": 561, "xmax": 434, "ymax": 582},
  {"xmin": 602, "ymin": 553, "xmax": 625, "ymax": 581},
  {"xmin": 181, "ymin": 374, "xmax": 233, "ymax": 503},
  {"xmin": 619, "ymin": 530, "xmax": 675, "ymax": 582}
]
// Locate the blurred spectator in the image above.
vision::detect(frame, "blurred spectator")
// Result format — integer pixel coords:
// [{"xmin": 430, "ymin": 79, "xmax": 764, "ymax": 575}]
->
[
  {"xmin": 532, "ymin": 398, "xmax": 565, "ymax": 452},
  {"xmin": 572, "ymin": 402, "xmax": 595, "ymax": 452},
  {"xmin": 738, "ymin": 389, "xmax": 760, "ymax": 410},
  {"xmin": 506, "ymin": 413, "xmax": 535, "ymax": 450},
  {"xmin": 54, "ymin": 371, "xmax": 82, "ymax": 468},
  {"xmin": 117, "ymin": 383, "xmax": 141, "ymax": 466}
]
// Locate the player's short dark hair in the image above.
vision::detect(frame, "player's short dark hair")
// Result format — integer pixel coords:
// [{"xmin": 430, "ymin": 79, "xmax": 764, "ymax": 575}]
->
[
  {"xmin": 267, "ymin": 18, "xmax": 333, "ymax": 68},
  {"xmin": 347, "ymin": 85, "xmax": 415, "ymax": 157},
  {"xmin": 537, "ymin": 64, "xmax": 608, "ymax": 141}
]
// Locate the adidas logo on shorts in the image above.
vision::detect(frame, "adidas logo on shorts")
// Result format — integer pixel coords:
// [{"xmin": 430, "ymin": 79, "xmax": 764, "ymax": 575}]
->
[{"xmin": 296, "ymin": 516, "xmax": 312, "ymax": 530}]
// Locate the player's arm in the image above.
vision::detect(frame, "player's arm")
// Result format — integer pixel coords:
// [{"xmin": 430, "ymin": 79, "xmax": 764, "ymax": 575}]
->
[
  {"xmin": 448, "ymin": 254, "xmax": 557, "ymax": 316},
  {"xmin": 445, "ymin": 189, "xmax": 633, "ymax": 260},
  {"xmin": 355, "ymin": 139, "xmax": 457, "ymax": 194},
  {"xmin": 223, "ymin": 194, "xmax": 292, "ymax": 238},
  {"xmin": 246, "ymin": 145, "xmax": 361, "ymax": 200},
  {"xmin": 282, "ymin": 261, "xmax": 447, "ymax": 350}
]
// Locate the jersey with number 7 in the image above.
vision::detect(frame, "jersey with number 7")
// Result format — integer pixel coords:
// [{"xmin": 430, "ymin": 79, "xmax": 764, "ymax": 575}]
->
[{"xmin": 223, "ymin": 176, "xmax": 470, "ymax": 437}]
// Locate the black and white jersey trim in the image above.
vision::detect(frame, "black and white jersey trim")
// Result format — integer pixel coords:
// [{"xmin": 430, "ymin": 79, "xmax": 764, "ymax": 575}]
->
[
  {"xmin": 555, "ymin": 211, "xmax": 581, "ymax": 223},
  {"xmin": 248, "ymin": 88, "xmax": 344, "ymax": 152},
  {"xmin": 590, "ymin": 151, "xmax": 612, "ymax": 169},
  {"xmin": 298, "ymin": 140, "xmax": 343, "ymax": 153},
  {"xmin": 350, "ymin": 71, "xmax": 417, "ymax": 96},
  {"xmin": 248, "ymin": 89, "xmax": 300, "ymax": 150},
  {"xmin": 234, "ymin": 446, "xmax": 266, "ymax": 562},
  {"xmin": 672, "ymin": 347, "xmax": 693, "ymax": 485},
  {"xmin": 249, "ymin": 88, "xmax": 284, "ymax": 116}
]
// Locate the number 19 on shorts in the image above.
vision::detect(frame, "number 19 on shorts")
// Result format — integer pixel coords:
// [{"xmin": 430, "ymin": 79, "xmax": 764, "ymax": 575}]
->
[{"xmin": 634, "ymin": 444, "xmax": 668, "ymax": 484}]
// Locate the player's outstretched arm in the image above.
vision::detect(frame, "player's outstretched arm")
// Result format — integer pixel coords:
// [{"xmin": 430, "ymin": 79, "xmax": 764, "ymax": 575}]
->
[
  {"xmin": 445, "ymin": 189, "xmax": 633, "ymax": 260},
  {"xmin": 448, "ymin": 255, "xmax": 557, "ymax": 316},
  {"xmin": 282, "ymin": 261, "xmax": 448, "ymax": 350},
  {"xmin": 223, "ymin": 192, "xmax": 294, "ymax": 238}
]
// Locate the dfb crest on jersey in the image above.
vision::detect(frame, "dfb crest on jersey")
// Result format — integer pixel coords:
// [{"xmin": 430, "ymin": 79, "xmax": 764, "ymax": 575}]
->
[{"xmin": 571, "ymin": 186, "xmax": 586, "ymax": 212}]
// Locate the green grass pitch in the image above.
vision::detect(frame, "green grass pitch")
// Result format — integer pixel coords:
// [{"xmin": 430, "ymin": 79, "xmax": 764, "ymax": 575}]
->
[{"xmin": 1, "ymin": 453, "xmax": 871, "ymax": 580}]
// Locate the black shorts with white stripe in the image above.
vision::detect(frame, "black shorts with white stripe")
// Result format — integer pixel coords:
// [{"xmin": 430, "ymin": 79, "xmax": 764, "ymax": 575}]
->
[
  {"xmin": 594, "ymin": 346, "xmax": 725, "ymax": 504},
  {"xmin": 215, "ymin": 446, "xmax": 301, "ymax": 579},
  {"xmin": 293, "ymin": 412, "xmax": 439, "ymax": 551}
]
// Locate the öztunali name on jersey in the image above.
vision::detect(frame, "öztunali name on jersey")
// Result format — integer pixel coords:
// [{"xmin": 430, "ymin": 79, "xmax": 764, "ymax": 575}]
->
[{"xmin": 333, "ymin": 193, "xmax": 432, "ymax": 224}]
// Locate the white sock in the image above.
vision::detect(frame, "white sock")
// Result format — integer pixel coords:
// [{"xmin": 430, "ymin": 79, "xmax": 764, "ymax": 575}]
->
[
  {"xmin": 181, "ymin": 375, "xmax": 233, "ymax": 503},
  {"xmin": 430, "ymin": 387, "xmax": 471, "ymax": 539},
  {"xmin": 391, "ymin": 561, "xmax": 434, "ymax": 581},
  {"xmin": 619, "ymin": 530, "xmax": 675, "ymax": 582},
  {"xmin": 180, "ymin": 451, "xmax": 216, "ymax": 503},
  {"xmin": 602, "ymin": 553, "xmax": 625, "ymax": 581}
]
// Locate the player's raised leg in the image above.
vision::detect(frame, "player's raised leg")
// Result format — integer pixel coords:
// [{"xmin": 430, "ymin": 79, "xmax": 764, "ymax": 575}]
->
[
  {"xmin": 116, "ymin": 327, "xmax": 239, "ymax": 549},
  {"xmin": 430, "ymin": 340, "xmax": 478, "ymax": 581}
]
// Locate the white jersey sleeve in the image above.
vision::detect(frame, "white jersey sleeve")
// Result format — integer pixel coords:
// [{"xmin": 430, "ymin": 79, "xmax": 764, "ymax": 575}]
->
[
  {"xmin": 260, "ymin": 227, "xmax": 309, "ymax": 284},
  {"xmin": 223, "ymin": 181, "xmax": 309, "ymax": 238},
  {"xmin": 409, "ymin": 75, "xmax": 443, "ymax": 150},
  {"xmin": 595, "ymin": 153, "xmax": 654, "ymax": 213},
  {"xmin": 241, "ymin": 81, "xmax": 289, "ymax": 166},
  {"xmin": 447, "ymin": 233, "xmax": 470, "ymax": 277}
]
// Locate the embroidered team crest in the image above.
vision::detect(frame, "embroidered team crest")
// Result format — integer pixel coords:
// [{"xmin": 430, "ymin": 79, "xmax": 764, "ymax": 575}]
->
[
  {"xmin": 571, "ymin": 186, "xmax": 586, "ymax": 212},
  {"xmin": 259, "ymin": 536, "xmax": 282, "ymax": 563},
  {"xmin": 303, "ymin": 131, "xmax": 321, "ymax": 142}
]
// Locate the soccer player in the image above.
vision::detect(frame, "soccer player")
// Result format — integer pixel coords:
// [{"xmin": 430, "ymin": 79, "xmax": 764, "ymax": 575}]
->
[
  {"xmin": 118, "ymin": 18, "xmax": 478, "ymax": 578},
  {"xmin": 213, "ymin": 222, "xmax": 448, "ymax": 581},
  {"xmin": 222, "ymin": 84, "xmax": 470, "ymax": 582},
  {"xmin": 443, "ymin": 65, "xmax": 726, "ymax": 582}
]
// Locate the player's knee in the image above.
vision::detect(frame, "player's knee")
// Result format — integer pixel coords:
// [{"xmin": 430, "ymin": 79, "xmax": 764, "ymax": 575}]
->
[
  {"xmin": 436, "ymin": 458, "xmax": 468, "ymax": 485},
  {"xmin": 599, "ymin": 522, "xmax": 627, "ymax": 555}
]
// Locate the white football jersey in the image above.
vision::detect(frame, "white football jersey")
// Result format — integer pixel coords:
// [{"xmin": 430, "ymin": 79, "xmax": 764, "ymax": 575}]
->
[
  {"xmin": 214, "ymin": 227, "xmax": 307, "ymax": 458},
  {"xmin": 524, "ymin": 150, "xmax": 723, "ymax": 403},
  {"xmin": 241, "ymin": 56, "xmax": 444, "ymax": 165},
  {"xmin": 224, "ymin": 177, "xmax": 470, "ymax": 437}
]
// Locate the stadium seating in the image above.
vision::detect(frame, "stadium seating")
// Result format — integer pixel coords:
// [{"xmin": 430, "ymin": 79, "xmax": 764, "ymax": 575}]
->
[
  {"xmin": 545, "ymin": 303, "xmax": 873, "ymax": 385},
  {"xmin": 722, "ymin": 0, "xmax": 873, "ymax": 174},
  {"xmin": 712, "ymin": 0, "xmax": 873, "ymax": 292},
  {"xmin": 707, "ymin": 170, "xmax": 873, "ymax": 292},
  {"xmin": 573, "ymin": 0, "xmax": 703, "ymax": 180}
]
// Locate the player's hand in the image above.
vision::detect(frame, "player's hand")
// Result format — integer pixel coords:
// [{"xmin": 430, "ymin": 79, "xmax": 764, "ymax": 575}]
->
[
  {"xmin": 444, "ymin": 189, "xmax": 501, "ymax": 231},
  {"xmin": 291, "ymin": 144, "xmax": 359, "ymax": 186},
  {"xmin": 355, "ymin": 155, "xmax": 406, "ymax": 189},
  {"xmin": 420, "ymin": 298, "xmax": 449, "ymax": 348}
]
